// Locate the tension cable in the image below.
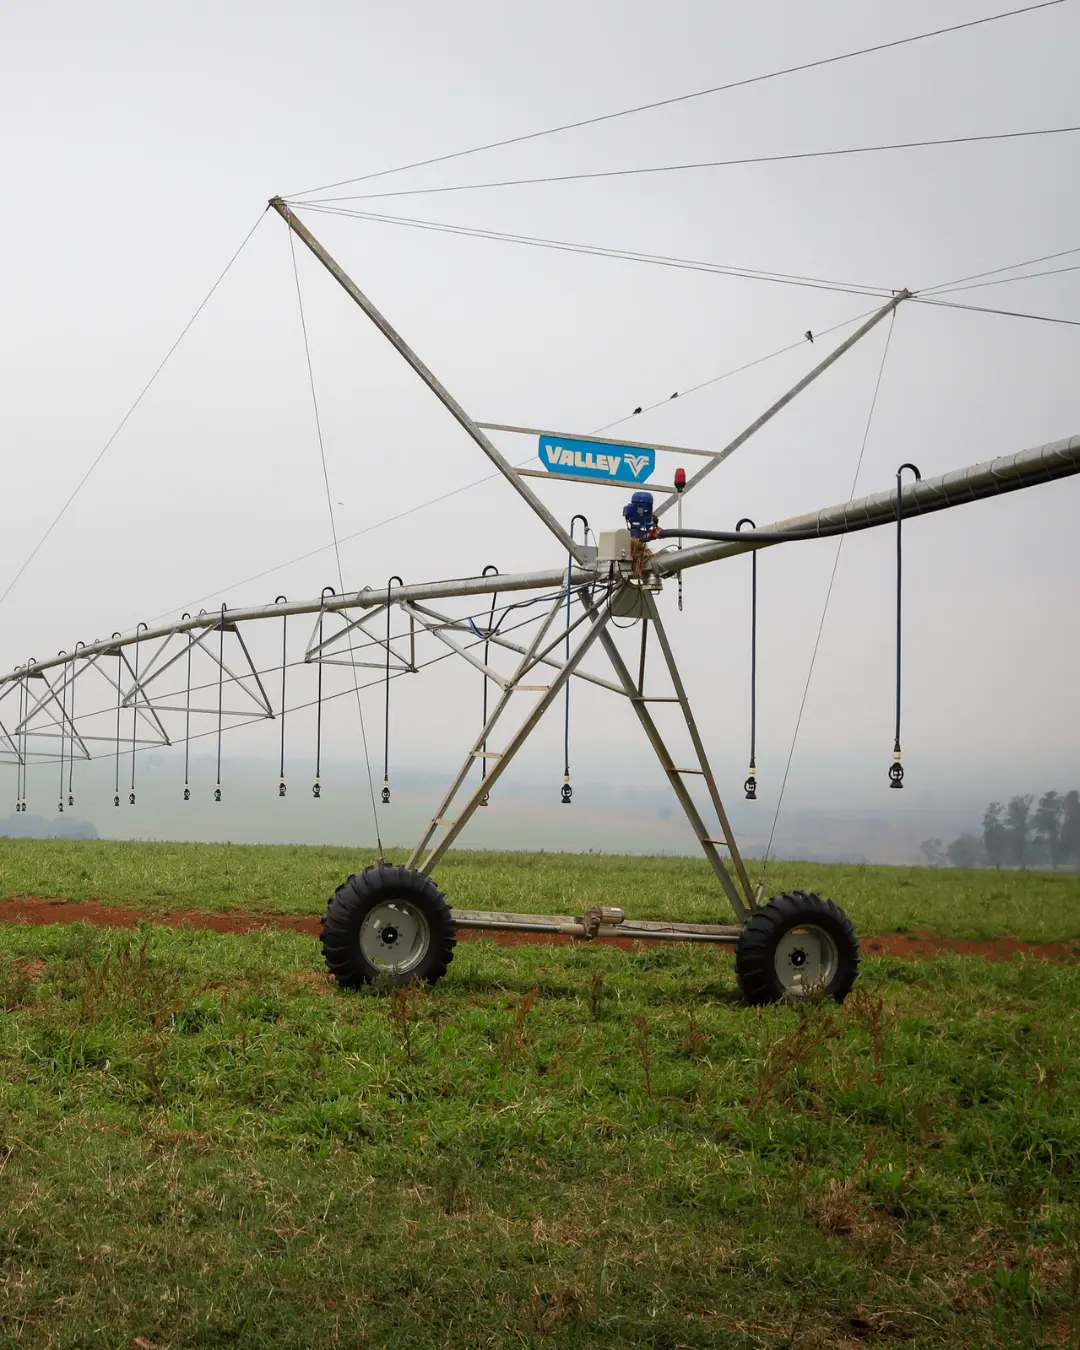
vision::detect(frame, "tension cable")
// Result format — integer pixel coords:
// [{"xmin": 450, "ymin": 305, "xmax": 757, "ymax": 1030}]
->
[
  {"xmin": 756, "ymin": 306, "xmax": 896, "ymax": 884},
  {"xmin": 288, "ymin": 225, "xmax": 383, "ymax": 856}
]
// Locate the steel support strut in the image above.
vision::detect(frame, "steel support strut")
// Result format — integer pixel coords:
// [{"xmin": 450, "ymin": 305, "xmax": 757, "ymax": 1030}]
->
[
  {"xmin": 268, "ymin": 198, "xmax": 585, "ymax": 561},
  {"xmin": 641, "ymin": 590, "xmax": 754, "ymax": 905},
  {"xmin": 402, "ymin": 572, "xmax": 756, "ymax": 924},
  {"xmin": 653, "ymin": 292, "xmax": 911, "ymax": 518},
  {"xmin": 596, "ymin": 606, "xmax": 753, "ymax": 924}
]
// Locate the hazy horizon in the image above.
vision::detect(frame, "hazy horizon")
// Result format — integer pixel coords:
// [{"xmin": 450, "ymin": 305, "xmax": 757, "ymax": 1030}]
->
[{"xmin": 3, "ymin": 0, "xmax": 1078, "ymax": 865}]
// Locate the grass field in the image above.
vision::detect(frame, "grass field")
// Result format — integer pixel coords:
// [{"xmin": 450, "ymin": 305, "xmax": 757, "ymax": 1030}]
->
[
  {"xmin": 3, "ymin": 838, "xmax": 1080, "ymax": 941},
  {"xmin": 1, "ymin": 842, "xmax": 1079, "ymax": 1347}
]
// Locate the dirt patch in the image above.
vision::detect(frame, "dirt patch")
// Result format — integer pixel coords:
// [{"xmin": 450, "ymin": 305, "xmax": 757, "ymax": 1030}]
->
[
  {"xmin": 861, "ymin": 930, "xmax": 1080, "ymax": 964},
  {"xmin": 0, "ymin": 896, "xmax": 1078, "ymax": 963},
  {"xmin": 0, "ymin": 895, "xmax": 323, "ymax": 937}
]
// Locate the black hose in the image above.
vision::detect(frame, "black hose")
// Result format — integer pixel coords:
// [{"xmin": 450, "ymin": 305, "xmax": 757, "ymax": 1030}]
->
[
  {"xmin": 891, "ymin": 463, "xmax": 921, "ymax": 788},
  {"xmin": 735, "ymin": 519, "xmax": 757, "ymax": 800},
  {"xmin": 656, "ymin": 516, "xmax": 895, "ymax": 545}
]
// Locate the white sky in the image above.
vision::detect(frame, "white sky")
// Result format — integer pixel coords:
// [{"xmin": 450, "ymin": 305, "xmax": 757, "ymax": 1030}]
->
[{"xmin": 2, "ymin": 0, "xmax": 1078, "ymax": 843}]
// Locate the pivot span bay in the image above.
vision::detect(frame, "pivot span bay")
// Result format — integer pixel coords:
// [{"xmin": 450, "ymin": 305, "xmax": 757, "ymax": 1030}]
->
[{"xmin": 3, "ymin": 198, "xmax": 1077, "ymax": 1004}]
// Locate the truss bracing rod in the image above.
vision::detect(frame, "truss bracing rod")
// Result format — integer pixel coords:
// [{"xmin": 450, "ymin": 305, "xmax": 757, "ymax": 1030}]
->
[
  {"xmin": 409, "ymin": 589, "xmax": 617, "ymax": 875},
  {"xmin": 411, "ymin": 600, "xmax": 627, "ymax": 697},
  {"xmin": 407, "ymin": 594, "xmax": 568, "ymax": 869}
]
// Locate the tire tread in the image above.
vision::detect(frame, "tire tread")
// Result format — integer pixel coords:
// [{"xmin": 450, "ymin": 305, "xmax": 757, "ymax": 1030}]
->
[
  {"xmin": 735, "ymin": 890, "xmax": 859, "ymax": 1006},
  {"xmin": 321, "ymin": 864, "xmax": 456, "ymax": 989}
]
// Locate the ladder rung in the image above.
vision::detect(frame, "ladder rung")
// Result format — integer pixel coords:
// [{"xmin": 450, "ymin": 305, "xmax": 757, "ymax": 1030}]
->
[
  {"xmin": 434, "ymin": 817, "xmax": 456, "ymax": 826},
  {"xmin": 703, "ymin": 838, "xmax": 730, "ymax": 846},
  {"xmin": 671, "ymin": 767, "xmax": 705, "ymax": 775},
  {"xmin": 631, "ymin": 696, "xmax": 680, "ymax": 702},
  {"xmin": 471, "ymin": 751, "xmax": 502, "ymax": 758},
  {"xmin": 514, "ymin": 684, "xmax": 551, "ymax": 692}
]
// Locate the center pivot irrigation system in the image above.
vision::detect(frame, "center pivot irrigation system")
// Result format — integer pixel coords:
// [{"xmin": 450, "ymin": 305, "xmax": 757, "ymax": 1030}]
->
[{"xmin": 3, "ymin": 198, "xmax": 1079, "ymax": 1003}]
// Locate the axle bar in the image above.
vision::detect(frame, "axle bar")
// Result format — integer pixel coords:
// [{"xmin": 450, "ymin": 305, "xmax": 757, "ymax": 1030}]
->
[{"xmin": 451, "ymin": 908, "xmax": 741, "ymax": 944}]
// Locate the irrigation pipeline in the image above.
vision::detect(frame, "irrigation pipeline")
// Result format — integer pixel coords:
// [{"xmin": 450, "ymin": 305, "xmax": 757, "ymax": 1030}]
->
[
  {"xmin": 653, "ymin": 432, "xmax": 1080, "ymax": 571},
  {"xmin": 3, "ymin": 433, "xmax": 1079, "ymax": 687}
]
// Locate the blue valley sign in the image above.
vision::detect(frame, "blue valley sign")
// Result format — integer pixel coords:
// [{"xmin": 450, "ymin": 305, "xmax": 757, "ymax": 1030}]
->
[{"xmin": 538, "ymin": 434, "xmax": 655, "ymax": 485}]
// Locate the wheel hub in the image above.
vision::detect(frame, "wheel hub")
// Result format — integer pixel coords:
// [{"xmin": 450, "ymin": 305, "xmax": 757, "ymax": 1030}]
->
[
  {"xmin": 774, "ymin": 925, "xmax": 839, "ymax": 992},
  {"xmin": 359, "ymin": 901, "xmax": 430, "ymax": 973}
]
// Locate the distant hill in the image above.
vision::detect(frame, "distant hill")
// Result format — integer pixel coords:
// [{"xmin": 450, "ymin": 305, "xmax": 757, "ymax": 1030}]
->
[{"xmin": 0, "ymin": 813, "xmax": 100, "ymax": 840}]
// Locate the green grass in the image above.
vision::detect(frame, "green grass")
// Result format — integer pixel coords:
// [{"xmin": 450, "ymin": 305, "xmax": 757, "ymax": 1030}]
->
[
  {"xmin": 3, "ymin": 838, "xmax": 1080, "ymax": 941},
  {"xmin": 0, "ymin": 921, "xmax": 1078, "ymax": 1347},
  {"xmin": 1, "ymin": 842, "xmax": 1080, "ymax": 1344}
]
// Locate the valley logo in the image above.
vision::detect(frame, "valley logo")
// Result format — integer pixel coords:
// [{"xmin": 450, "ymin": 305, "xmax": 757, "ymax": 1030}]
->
[{"xmin": 538, "ymin": 435, "xmax": 655, "ymax": 485}]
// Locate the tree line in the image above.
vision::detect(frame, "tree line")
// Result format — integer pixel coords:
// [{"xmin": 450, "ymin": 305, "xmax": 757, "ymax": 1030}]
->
[{"xmin": 921, "ymin": 790, "xmax": 1080, "ymax": 869}]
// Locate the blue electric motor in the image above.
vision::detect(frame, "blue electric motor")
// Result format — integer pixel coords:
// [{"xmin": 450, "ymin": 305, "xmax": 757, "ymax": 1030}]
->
[{"xmin": 623, "ymin": 491, "xmax": 656, "ymax": 540}]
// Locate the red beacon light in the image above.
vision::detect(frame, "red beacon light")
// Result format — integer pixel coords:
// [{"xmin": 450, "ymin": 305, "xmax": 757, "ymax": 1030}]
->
[{"xmin": 674, "ymin": 466, "xmax": 686, "ymax": 492}]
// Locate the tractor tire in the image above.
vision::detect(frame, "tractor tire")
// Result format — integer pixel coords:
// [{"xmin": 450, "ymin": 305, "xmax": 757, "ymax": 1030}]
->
[
  {"xmin": 321, "ymin": 864, "xmax": 456, "ymax": 990},
  {"xmin": 735, "ymin": 891, "xmax": 859, "ymax": 1005}
]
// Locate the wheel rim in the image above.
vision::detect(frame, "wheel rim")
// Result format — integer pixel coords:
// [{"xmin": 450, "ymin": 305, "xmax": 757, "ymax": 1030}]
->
[
  {"xmin": 774, "ymin": 924, "xmax": 839, "ymax": 993},
  {"xmin": 359, "ymin": 900, "xmax": 431, "ymax": 973}
]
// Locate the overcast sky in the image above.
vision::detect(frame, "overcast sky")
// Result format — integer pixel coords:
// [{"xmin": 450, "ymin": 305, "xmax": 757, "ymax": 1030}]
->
[{"xmin": 2, "ymin": 0, "xmax": 1078, "ymax": 847}]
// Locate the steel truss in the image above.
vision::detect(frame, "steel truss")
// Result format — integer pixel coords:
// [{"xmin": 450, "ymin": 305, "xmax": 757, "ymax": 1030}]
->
[{"xmin": 2, "ymin": 199, "xmax": 1078, "ymax": 949}]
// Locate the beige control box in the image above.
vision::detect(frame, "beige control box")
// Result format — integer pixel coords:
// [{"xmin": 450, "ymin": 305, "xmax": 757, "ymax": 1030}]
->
[{"xmin": 597, "ymin": 528, "xmax": 632, "ymax": 563}]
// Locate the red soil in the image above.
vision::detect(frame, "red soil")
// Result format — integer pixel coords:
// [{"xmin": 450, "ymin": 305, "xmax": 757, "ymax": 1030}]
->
[{"xmin": 1, "ymin": 895, "xmax": 1078, "ymax": 963}]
